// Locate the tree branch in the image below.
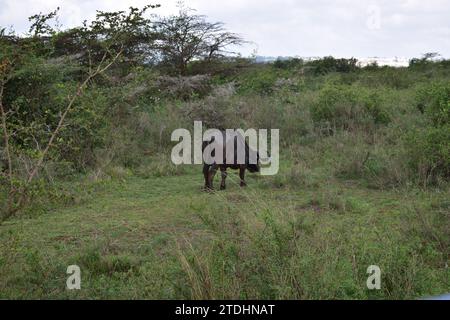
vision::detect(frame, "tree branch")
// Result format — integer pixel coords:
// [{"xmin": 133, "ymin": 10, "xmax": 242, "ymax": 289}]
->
[{"xmin": 26, "ymin": 47, "xmax": 123, "ymax": 184}]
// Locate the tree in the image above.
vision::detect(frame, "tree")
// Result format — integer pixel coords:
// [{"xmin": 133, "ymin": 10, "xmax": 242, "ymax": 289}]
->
[
  {"xmin": 52, "ymin": 5, "xmax": 160, "ymax": 71},
  {"xmin": 0, "ymin": 7, "xmax": 148, "ymax": 223},
  {"xmin": 28, "ymin": 7, "xmax": 61, "ymax": 37},
  {"xmin": 153, "ymin": 6, "xmax": 244, "ymax": 75},
  {"xmin": 409, "ymin": 52, "xmax": 441, "ymax": 68}
]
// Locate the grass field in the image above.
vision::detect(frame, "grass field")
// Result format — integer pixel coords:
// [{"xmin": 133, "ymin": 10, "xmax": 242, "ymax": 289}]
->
[
  {"xmin": 1, "ymin": 161, "xmax": 448, "ymax": 299},
  {"xmin": 2, "ymin": 2, "xmax": 450, "ymax": 300}
]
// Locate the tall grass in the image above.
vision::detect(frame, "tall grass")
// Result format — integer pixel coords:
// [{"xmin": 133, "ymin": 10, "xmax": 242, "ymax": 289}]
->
[{"xmin": 175, "ymin": 180, "xmax": 449, "ymax": 299}]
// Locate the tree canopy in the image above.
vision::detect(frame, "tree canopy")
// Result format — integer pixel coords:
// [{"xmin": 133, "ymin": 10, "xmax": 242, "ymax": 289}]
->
[{"xmin": 153, "ymin": 7, "xmax": 244, "ymax": 75}]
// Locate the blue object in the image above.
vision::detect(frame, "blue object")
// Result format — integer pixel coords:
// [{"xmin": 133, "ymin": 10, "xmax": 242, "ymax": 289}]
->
[{"xmin": 423, "ymin": 293, "xmax": 450, "ymax": 300}]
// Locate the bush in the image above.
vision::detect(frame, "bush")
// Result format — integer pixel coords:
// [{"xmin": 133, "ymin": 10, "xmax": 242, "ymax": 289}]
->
[
  {"xmin": 310, "ymin": 84, "xmax": 390, "ymax": 131},
  {"xmin": 307, "ymin": 56, "xmax": 358, "ymax": 75},
  {"xmin": 183, "ymin": 92, "xmax": 235, "ymax": 129},
  {"xmin": 188, "ymin": 57, "xmax": 252, "ymax": 77},
  {"xmin": 406, "ymin": 125, "xmax": 450, "ymax": 185},
  {"xmin": 273, "ymin": 58, "xmax": 303, "ymax": 70},
  {"xmin": 235, "ymin": 66, "xmax": 280, "ymax": 95},
  {"xmin": 358, "ymin": 67, "xmax": 416, "ymax": 89},
  {"xmin": 156, "ymin": 75, "xmax": 212, "ymax": 100},
  {"xmin": 416, "ymin": 81, "xmax": 450, "ymax": 126},
  {"xmin": 377, "ymin": 68, "xmax": 415, "ymax": 89},
  {"xmin": 406, "ymin": 80, "xmax": 450, "ymax": 185}
]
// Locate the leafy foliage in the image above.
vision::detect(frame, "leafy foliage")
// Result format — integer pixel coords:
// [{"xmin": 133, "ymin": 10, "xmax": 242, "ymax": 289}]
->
[
  {"xmin": 307, "ymin": 56, "xmax": 358, "ymax": 74},
  {"xmin": 416, "ymin": 80, "xmax": 450, "ymax": 126},
  {"xmin": 311, "ymin": 83, "xmax": 390, "ymax": 130}
]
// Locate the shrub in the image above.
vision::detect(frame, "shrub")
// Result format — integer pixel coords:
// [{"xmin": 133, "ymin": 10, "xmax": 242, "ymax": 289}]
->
[
  {"xmin": 235, "ymin": 66, "xmax": 280, "ymax": 95},
  {"xmin": 377, "ymin": 68, "xmax": 415, "ymax": 89},
  {"xmin": 416, "ymin": 81, "xmax": 450, "ymax": 126},
  {"xmin": 188, "ymin": 57, "xmax": 252, "ymax": 77},
  {"xmin": 310, "ymin": 84, "xmax": 390, "ymax": 131},
  {"xmin": 358, "ymin": 67, "xmax": 416, "ymax": 89},
  {"xmin": 307, "ymin": 56, "xmax": 358, "ymax": 75},
  {"xmin": 183, "ymin": 93, "xmax": 234, "ymax": 129},
  {"xmin": 406, "ymin": 80, "xmax": 450, "ymax": 185},
  {"xmin": 273, "ymin": 58, "xmax": 304, "ymax": 70},
  {"xmin": 156, "ymin": 75, "xmax": 211, "ymax": 100},
  {"xmin": 406, "ymin": 125, "xmax": 450, "ymax": 185}
]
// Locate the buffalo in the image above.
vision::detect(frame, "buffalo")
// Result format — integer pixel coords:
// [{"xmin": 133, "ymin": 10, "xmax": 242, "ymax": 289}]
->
[{"xmin": 202, "ymin": 131, "xmax": 260, "ymax": 191}]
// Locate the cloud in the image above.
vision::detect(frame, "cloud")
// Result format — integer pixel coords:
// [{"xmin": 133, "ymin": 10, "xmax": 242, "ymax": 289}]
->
[{"xmin": 0, "ymin": 0, "xmax": 449, "ymax": 58}]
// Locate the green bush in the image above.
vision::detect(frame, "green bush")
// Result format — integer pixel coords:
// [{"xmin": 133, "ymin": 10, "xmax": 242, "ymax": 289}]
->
[
  {"xmin": 310, "ymin": 84, "xmax": 390, "ymax": 131},
  {"xmin": 416, "ymin": 81, "xmax": 450, "ymax": 126},
  {"xmin": 377, "ymin": 68, "xmax": 415, "ymax": 89},
  {"xmin": 405, "ymin": 80, "xmax": 450, "ymax": 185},
  {"xmin": 406, "ymin": 125, "xmax": 450, "ymax": 185},
  {"xmin": 236, "ymin": 66, "xmax": 282, "ymax": 95},
  {"xmin": 307, "ymin": 56, "xmax": 358, "ymax": 74},
  {"xmin": 273, "ymin": 58, "xmax": 304, "ymax": 70},
  {"xmin": 358, "ymin": 67, "xmax": 416, "ymax": 89}
]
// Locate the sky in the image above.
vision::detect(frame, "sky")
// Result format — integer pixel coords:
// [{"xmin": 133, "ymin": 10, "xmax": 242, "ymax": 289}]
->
[{"xmin": 0, "ymin": 0, "xmax": 449, "ymax": 58}]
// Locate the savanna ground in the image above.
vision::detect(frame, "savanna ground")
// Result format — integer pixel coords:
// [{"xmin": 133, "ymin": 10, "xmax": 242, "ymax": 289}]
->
[
  {"xmin": 1, "ymin": 6, "xmax": 449, "ymax": 300},
  {"xmin": 1, "ymin": 150, "xmax": 449, "ymax": 299}
]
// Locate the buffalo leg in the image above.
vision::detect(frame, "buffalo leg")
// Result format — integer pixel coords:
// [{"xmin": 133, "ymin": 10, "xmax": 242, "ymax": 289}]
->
[
  {"xmin": 239, "ymin": 166, "xmax": 247, "ymax": 187},
  {"xmin": 203, "ymin": 164, "xmax": 211, "ymax": 191},
  {"xmin": 220, "ymin": 166, "xmax": 227, "ymax": 190},
  {"xmin": 206, "ymin": 164, "xmax": 218, "ymax": 191}
]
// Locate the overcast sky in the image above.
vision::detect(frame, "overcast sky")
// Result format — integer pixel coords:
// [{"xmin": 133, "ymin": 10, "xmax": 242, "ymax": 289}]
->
[{"xmin": 1, "ymin": 0, "xmax": 449, "ymax": 58}]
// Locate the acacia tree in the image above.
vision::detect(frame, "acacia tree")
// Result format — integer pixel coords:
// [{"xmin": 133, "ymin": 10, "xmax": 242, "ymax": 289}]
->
[{"xmin": 154, "ymin": 6, "xmax": 244, "ymax": 75}]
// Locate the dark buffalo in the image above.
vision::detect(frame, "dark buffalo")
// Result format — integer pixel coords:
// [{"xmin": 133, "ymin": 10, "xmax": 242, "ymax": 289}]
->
[{"xmin": 202, "ymin": 131, "xmax": 260, "ymax": 191}]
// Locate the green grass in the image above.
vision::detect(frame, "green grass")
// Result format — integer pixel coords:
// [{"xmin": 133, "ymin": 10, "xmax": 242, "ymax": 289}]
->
[
  {"xmin": 0, "ymin": 163, "xmax": 448, "ymax": 299},
  {"xmin": 2, "ymin": 16, "xmax": 449, "ymax": 300}
]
